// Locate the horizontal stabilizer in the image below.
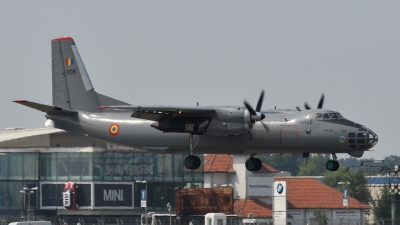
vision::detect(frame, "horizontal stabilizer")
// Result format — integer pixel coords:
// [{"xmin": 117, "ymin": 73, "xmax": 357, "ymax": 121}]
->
[{"xmin": 13, "ymin": 100, "xmax": 77, "ymax": 115}]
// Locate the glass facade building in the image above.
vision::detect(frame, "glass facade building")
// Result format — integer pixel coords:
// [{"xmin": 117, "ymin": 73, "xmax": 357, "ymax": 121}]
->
[{"xmin": 0, "ymin": 128, "xmax": 203, "ymax": 218}]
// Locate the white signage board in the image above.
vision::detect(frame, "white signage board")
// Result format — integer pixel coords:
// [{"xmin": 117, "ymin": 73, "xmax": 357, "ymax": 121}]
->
[
  {"xmin": 273, "ymin": 181, "xmax": 287, "ymax": 225},
  {"xmin": 247, "ymin": 177, "xmax": 273, "ymax": 196},
  {"xmin": 333, "ymin": 210, "xmax": 361, "ymax": 219},
  {"xmin": 273, "ymin": 197, "xmax": 287, "ymax": 212},
  {"xmin": 273, "ymin": 212, "xmax": 287, "ymax": 225}
]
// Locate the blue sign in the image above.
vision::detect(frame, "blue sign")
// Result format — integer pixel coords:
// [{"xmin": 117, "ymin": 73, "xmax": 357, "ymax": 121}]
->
[
  {"xmin": 141, "ymin": 189, "xmax": 147, "ymax": 207},
  {"xmin": 141, "ymin": 189, "xmax": 146, "ymax": 201},
  {"xmin": 343, "ymin": 188, "xmax": 348, "ymax": 199}
]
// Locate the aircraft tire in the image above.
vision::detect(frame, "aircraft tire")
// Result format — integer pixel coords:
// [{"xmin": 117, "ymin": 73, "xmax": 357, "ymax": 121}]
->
[
  {"xmin": 184, "ymin": 155, "xmax": 201, "ymax": 170},
  {"xmin": 254, "ymin": 158, "xmax": 262, "ymax": 171},
  {"xmin": 333, "ymin": 161, "xmax": 339, "ymax": 171},
  {"xmin": 326, "ymin": 160, "xmax": 339, "ymax": 171},
  {"xmin": 245, "ymin": 157, "xmax": 262, "ymax": 171},
  {"xmin": 194, "ymin": 155, "xmax": 201, "ymax": 169}
]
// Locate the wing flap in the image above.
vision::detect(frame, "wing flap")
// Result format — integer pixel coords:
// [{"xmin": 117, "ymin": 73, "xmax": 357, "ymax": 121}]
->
[
  {"xmin": 13, "ymin": 100, "xmax": 77, "ymax": 115},
  {"xmin": 97, "ymin": 105, "xmax": 215, "ymax": 122}
]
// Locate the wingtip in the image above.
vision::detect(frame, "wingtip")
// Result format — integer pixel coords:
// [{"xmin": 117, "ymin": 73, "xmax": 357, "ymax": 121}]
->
[
  {"xmin": 96, "ymin": 106, "xmax": 108, "ymax": 109},
  {"xmin": 13, "ymin": 100, "xmax": 28, "ymax": 103}
]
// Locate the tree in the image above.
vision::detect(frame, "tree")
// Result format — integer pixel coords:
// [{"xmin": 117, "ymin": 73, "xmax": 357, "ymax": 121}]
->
[
  {"xmin": 298, "ymin": 154, "xmax": 330, "ymax": 176},
  {"xmin": 259, "ymin": 154, "xmax": 302, "ymax": 176},
  {"xmin": 322, "ymin": 167, "xmax": 371, "ymax": 203},
  {"xmin": 371, "ymin": 185, "xmax": 391, "ymax": 220},
  {"xmin": 383, "ymin": 155, "xmax": 400, "ymax": 166},
  {"xmin": 313, "ymin": 208, "xmax": 329, "ymax": 225}
]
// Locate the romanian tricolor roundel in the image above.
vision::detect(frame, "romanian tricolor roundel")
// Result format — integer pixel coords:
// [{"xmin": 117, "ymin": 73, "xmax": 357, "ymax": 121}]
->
[{"xmin": 109, "ymin": 123, "xmax": 120, "ymax": 136}]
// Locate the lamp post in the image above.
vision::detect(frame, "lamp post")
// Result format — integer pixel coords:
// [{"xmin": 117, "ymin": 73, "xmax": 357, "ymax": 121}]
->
[
  {"xmin": 167, "ymin": 202, "xmax": 172, "ymax": 225},
  {"xmin": 136, "ymin": 180, "xmax": 147, "ymax": 225},
  {"xmin": 220, "ymin": 183, "xmax": 239, "ymax": 199},
  {"xmin": 338, "ymin": 182, "xmax": 351, "ymax": 225},
  {"xmin": 19, "ymin": 186, "xmax": 38, "ymax": 221}
]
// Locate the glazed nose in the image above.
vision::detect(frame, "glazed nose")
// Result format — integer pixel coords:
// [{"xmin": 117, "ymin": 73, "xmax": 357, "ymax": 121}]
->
[
  {"xmin": 348, "ymin": 126, "xmax": 378, "ymax": 150},
  {"xmin": 367, "ymin": 129, "xmax": 378, "ymax": 148}
]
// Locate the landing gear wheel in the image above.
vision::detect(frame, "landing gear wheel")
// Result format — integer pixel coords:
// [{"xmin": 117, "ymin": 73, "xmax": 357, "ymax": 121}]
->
[
  {"xmin": 194, "ymin": 155, "xmax": 201, "ymax": 169},
  {"xmin": 245, "ymin": 157, "xmax": 262, "ymax": 171},
  {"xmin": 184, "ymin": 155, "xmax": 201, "ymax": 170},
  {"xmin": 326, "ymin": 160, "xmax": 339, "ymax": 171}
]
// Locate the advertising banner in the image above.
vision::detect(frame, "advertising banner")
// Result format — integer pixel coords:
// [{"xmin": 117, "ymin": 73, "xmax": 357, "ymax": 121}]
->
[
  {"xmin": 343, "ymin": 188, "xmax": 348, "ymax": 206},
  {"xmin": 141, "ymin": 189, "xmax": 147, "ymax": 207},
  {"xmin": 94, "ymin": 183, "xmax": 133, "ymax": 209},
  {"xmin": 247, "ymin": 177, "xmax": 273, "ymax": 196}
]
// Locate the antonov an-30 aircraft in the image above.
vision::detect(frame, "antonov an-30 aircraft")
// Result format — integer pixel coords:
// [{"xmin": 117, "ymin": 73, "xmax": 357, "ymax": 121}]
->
[{"xmin": 14, "ymin": 36, "xmax": 378, "ymax": 172}]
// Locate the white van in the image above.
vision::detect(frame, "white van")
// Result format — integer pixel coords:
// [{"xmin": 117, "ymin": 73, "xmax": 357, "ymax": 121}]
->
[{"xmin": 9, "ymin": 221, "xmax": 52, "ymax": 225}]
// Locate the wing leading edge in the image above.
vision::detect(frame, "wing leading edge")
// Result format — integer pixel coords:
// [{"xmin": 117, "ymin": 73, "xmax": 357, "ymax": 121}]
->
[{"xmin": 97, "ymin": 105, "xmax": 214, "ymax": 122}]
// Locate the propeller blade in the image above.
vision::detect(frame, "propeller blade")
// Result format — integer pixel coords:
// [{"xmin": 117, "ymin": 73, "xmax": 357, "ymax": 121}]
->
[
  {"xmin": 317, "ymin": 94, "xmax": 325, "ymax": 109},
  {"xmin": 261, "ymin": 122, "xmax": 270, "ymax": 132},
  {"xmin": 256, "ymin": 90, "xmax": 264, "ymax": 112},
  {"xmin": 244, "ymin": 100, "xmax": 257, "ymax": 115},
  {"xmin": 304, "ymin": 102, "xmax": 311, "ymax": 110}
]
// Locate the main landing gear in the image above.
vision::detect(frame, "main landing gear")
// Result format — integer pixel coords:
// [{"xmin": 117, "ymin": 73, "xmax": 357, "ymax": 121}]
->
[
  {"xmin": 184, "ymin": 134, "xmax": 201, "ymax": 170},
  {"xmin": 326, "ymin": 153, "xmax": 339, "ymax": 171},
  {"xmin": 245, "ymin": 153, "xmax": 262, "ymax": 171}
]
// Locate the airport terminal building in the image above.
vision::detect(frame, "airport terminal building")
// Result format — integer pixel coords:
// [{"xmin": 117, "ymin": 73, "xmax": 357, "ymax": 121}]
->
[{"xmin": 0, "ymin": 127, "xmax": 203, "ymax": 222}]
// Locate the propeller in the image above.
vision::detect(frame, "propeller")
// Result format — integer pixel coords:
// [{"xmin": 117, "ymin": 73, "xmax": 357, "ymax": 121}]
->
[
  {"xmin": 244, "ymin": 90, "xmax": 266, "ymax": 122},
  {"xmin": 244, "ymin": 90, "xmax": 269, "ymax": 133},
  {"xmin": 304, "ymin": 94, "xmax": 325, "ymax": 110}
]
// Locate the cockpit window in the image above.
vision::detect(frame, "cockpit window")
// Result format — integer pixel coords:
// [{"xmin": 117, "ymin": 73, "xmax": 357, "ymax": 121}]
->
[
  {"xmin": 329, "ymin": 113, "xmax": 339, "ymax": 119},
  {"xmin": 315, "ymin": 113, "xmax": 323, "ymax": 119},
  {"xmin": 315, "ymin": 112, "xmax": 344, "ymax": 120}
]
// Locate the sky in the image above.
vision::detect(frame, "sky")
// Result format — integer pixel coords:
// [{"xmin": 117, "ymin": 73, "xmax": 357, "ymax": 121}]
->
[{"xmin": 0, "ymin": 1, "xmax": 399, "ymax": 160}]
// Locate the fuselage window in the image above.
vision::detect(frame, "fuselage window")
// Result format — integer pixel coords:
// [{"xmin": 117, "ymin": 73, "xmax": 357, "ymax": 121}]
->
[
  {"xmin": 323, "ymin": 113, "xmax": 331, "ymax": 119},
  {"xmin": 315, "ymin": 113, "xmax": 323, "ymax": 119},
  {"xmin": 348, "ymin": 133, "xmax": 355, "ymax": 138}
]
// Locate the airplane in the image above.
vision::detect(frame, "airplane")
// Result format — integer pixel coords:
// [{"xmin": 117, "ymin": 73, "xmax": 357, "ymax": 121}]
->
[{"xmin": 14, "ymin": 36, "xmax": 378, "ymax": 172}]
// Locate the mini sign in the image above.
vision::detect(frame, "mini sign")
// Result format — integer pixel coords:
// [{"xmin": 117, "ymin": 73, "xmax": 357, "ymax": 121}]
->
[{"xmin": 94, "ymin": 183, "xmax": 133, "ymax": 208}]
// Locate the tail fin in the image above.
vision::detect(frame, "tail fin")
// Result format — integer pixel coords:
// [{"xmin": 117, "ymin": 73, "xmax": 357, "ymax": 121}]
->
[{"xmin": 52, "ymin": 36, "xmax": 129, "ymax": 111}]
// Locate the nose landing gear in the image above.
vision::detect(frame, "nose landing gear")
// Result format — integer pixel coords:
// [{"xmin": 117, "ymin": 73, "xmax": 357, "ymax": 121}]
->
[
  {"xmin": 184, "ymin": 134, "xmax": 201, "ymax": 170},
  {"xmin": 245, "ymin": 153, "xmax": 262, "ymax": 171},
  {"xmin": 326, "ymin": 153, "xmax": 339, "ymax": 171}
]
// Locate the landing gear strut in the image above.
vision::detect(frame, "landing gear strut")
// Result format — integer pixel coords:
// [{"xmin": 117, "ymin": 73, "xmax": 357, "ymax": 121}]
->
[
  {"xmin": 245, "ymin": 153, "xmax": 262, "ymax": 171},
  {"xmin": 326, "ymin": 153, "xmax": 339, "ymax": 171},
  {"xmin": 184, "ymin": 134, "xmax": 201, "ymax": 170}
]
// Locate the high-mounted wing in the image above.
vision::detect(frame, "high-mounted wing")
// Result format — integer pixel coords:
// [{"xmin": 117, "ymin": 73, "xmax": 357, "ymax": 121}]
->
[{"xmin": 97, "ymin": 105, "xmax": 214, "ymax": 122}]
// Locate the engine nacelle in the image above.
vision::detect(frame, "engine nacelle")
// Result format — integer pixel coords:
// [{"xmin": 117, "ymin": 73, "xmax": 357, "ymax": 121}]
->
[{"xmin": 225, "ymin": 107, "xmax": 255, "ymax": 135}]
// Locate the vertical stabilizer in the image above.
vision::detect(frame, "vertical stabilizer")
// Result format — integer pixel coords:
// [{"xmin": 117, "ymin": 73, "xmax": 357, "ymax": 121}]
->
[{"xmin": 51, "ymin": 36, "xmax": 128, "ymax": 111}]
